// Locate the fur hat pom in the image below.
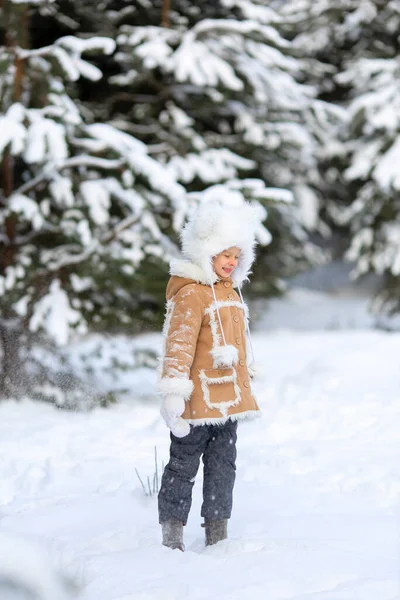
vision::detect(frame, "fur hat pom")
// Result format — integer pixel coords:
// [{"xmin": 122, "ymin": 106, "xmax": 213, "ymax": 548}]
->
[{"xmin": 191, "ymin": 209, "xmax": 218, "ymax": 240}]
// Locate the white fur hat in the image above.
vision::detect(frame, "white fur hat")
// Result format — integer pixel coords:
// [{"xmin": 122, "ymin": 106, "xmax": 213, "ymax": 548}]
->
[{"xmin": 180, "ymin": 196, "xmax": 264, "ymax": 287}]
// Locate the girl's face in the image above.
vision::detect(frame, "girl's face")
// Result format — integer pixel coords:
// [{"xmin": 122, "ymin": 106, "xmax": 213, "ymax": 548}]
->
[{"xmin": 213, "ymin": 246, "xmax": 241, "ymax": 278}]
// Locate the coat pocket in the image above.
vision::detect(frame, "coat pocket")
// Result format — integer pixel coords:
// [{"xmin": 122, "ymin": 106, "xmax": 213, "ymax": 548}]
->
[{"xmin": 199, "ymin": 368, "xmax": 241, "ymax": 416}]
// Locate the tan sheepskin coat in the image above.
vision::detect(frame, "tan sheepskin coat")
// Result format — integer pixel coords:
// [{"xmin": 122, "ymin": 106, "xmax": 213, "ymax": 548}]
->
[{"xmin": 159, "ymin": 270, "xmax": 260, "ymax": 425}]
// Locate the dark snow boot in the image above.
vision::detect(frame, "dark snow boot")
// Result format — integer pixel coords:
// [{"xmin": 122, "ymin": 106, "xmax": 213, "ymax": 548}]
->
[
  {"xmin": 203, "ymin": 519, "xmax": 228, "ymax": 546},
  {"xmin": 161, "ymin": 518, "xmax": 185, "ymax": 551}
]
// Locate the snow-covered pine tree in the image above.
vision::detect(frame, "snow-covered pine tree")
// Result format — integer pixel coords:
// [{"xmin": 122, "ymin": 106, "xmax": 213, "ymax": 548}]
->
[
  {"xmin": 272, "ymin": 0, "xmax": 378, "ymax": 62},
  {"xmin": 287, "ymin": 0, "xmax": 400, "ymax": 313},
  {"xmin": 109, "ymin": 0, "xmax": 333, "ymax": 293},
  {"xmin": 329, "ymin": 56, "xmax": 400, "ymax": 314},
  {"xmin": 263, "ymin": 0, "xmax": 355, "ymax": 239},
  {"xmin": 0, "ymin": 0, "xmax": 190, "ymax": 401}
]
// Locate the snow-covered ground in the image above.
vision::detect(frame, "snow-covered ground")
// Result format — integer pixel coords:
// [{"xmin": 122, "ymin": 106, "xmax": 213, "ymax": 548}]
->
[{"xmin": 1, "ymin": 288, "xmax": 400, "ymax": 600}]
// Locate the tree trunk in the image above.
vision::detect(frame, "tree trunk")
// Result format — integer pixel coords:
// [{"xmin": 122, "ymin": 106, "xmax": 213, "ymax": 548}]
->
[
  {"xmin": 0, "ymin": 319, "xmax": 24, "ymax": 399},
  {"xmin": 1, "ymin": 1, "xmax": 28, "ymax": 255},
  {"xmin": 161, "ymin": 0, "xmax": 171, "ymax": 27},
  {"xmin": 0, "ymin": 2, "xmax": 30, "ymax": 400}
]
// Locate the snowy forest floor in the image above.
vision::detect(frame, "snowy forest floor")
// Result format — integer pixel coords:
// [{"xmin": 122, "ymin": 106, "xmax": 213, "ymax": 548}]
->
[{"xmin": 1, "ymin": 287, "xmax": 400, "ymax": 600}]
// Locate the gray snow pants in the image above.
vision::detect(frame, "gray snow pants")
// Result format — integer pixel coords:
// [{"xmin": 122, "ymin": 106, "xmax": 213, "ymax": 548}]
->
[{"xmin": 158, "ymin": 420, "xmax": 238, "ymax": 525}]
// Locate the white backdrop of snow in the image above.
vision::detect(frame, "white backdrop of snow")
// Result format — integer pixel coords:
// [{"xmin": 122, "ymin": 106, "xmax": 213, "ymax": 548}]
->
[{"xmin": 1, "ymin": 285, "xmax": 400, "ymax": 599}]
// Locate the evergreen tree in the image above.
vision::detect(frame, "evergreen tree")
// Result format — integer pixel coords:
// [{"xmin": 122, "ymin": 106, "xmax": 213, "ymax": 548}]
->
[
  {"xmin": 38, "ymin": 0, "xmax": 329, "ymax": 292},
  {"xmin": 329, "ymin": 55, "xmax": 400, "ymax": 314},
  {"xmin": 0, "ymin": 0, "xmax": 190, "ymax": 399},
  {"xmin": 110, "ymin": 0, "xmax": 333, "ymax": 293},
  {"xmin": 275, "ymin": 0, "xmax": 400, "ymax": 318},
  {"xmin": 287, "ymin": 0, "xmax": 400, "ymax": 312},
  {"xmin": 1, "ymin": 0, "xmax": 279, "ymax": 402}
]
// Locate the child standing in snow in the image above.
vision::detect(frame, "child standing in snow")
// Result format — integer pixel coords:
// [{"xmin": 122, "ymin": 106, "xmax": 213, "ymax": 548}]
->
[{"xmin": 158, "ymin": 199, "xmax": 261, "ymax": 550}]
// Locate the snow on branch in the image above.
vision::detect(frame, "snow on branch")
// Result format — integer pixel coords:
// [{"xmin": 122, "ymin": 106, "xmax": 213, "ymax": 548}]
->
[
  {"xmin": 86, "ymin": 124, "xmax": 187, "ymax": 230},
  {"xmin": 57, "ymin": 35, "xmax": 116, "ymax": 56},
  {"xmin": 117, "ymin": 26, "xmax": 178, "ymax": 70},
  {"xmin": 11, "ymin": 0, "xmax": 52, "ymax": 3},
  {"xmin": 337, "ymin": 57, "xmax": 400, "ymax": 194},
  {"xmin": 0, "ymin": 104, "xmax": 26, "ymax": 157},
  {"xmin": 39, "ymin": 209, "xmax": 145, "ymax": 273},
  {"xmin": 119, "ymin": 15, "xmax": 298, "ymax": 95},
  {"xmin": 166, "ymin": 149, "xmax": 255, "ymax": 184},
  {"xmin": 221, "ymin": 0, "xmax": 281, "ymax": 24},
  {"xmin": 12, "ymin": 156, "xmax": 125, "ymax": 197},
  {"xmin": 374, "ymin": 137, "xmax": 400, "ymax": 193},
  {"xmin": 173, "ymin": 35, "xmax": 244, "ymax": 90},
  {"xmin": 191, "ymin": 18, "xmax": 290, "ymax": 49},
  {"xmin": 30, "ymin": 279, "xmax": 85, "ymax": 345},
  {"xmin": 16, "ymin": 35, "xmax": 115, "ymax": 82}
]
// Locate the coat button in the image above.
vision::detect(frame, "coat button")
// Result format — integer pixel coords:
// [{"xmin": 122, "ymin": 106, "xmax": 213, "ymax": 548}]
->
[
  {"xmin": 223, "ymin": 281, "xmax": 230, "ymax": 288},
  {"xmin": 228, "ymin": 293, "xmax": 234, "ymax": 300},
  {"xmin": 235, "ymin": 338, "xmax": 241, "ymax": 345},
  {"xmin": 243, "ymin": 381, "xmax": 250, "ymax": 388},
  {"xmin": 233, "ymin": 315, "xmax": 239, "ymax": 323},
  {"xmin": 239, "ymin": 359, "xmax": 245, "ymax": 367}
]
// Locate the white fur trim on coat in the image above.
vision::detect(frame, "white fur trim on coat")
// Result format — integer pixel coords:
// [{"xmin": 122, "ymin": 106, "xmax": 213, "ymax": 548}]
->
[
  {"xmin": 186, "ymin": 409, "xmax": 261, "ymax": 426},
  {"xmin": 199, "ymin": 367, "xmax": 242, "ymax": 419},
  {"xmin": 170, "ymin": 259, "xmax": 218, "ymax": 285},
  {"xmin": 210, "ymin": 344, "xmax": 239, "ymax": 368},
  {"xmin": 158, "ymin": 377, "xmax": 194, "ymax": 400}
]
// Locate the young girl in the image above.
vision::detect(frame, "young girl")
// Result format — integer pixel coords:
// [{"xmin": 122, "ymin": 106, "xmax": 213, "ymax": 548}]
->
[{"xmin": 158, "ymin": 199, "xmax": 261, "ymax": 550}]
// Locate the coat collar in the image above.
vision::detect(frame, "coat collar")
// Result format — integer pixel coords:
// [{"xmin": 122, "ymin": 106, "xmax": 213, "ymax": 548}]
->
[
  {"xmin": 170, "ymin": 258, "xmax": 237, "ymax": 287},
  {"xmin": 169, "ymin": 259, "xmax": 218, "ymax": 285}
]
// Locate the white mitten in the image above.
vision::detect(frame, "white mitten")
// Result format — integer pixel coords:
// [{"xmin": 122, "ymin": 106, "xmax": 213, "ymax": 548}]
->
[
  {"xmin": 161, "ymin": 394, "xmax": 185, "ymax": 421},
  {"xmin": 170, "ymin": 416, "xmax": 191, "ymax": 438},
  {"xmin": 160, "ymin": 394, "xmax": 190, "ymax": 438}
]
